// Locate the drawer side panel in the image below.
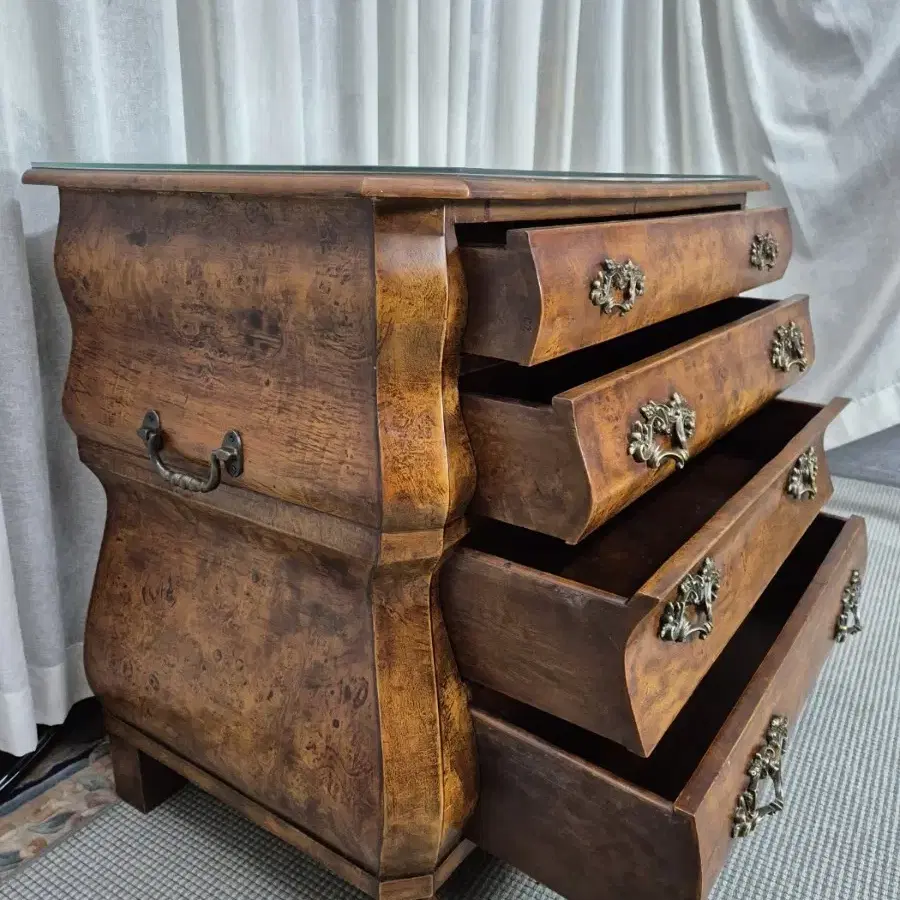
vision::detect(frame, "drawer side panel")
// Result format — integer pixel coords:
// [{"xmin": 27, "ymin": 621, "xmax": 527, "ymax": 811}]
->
[{"xmin": 467, "ymin": 710, "xmax": 699, "ymax": 900}]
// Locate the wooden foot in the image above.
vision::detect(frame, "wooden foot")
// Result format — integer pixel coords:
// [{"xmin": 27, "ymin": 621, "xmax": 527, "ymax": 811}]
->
[{"xmin": 108, "ymin": 730, "xmax": 186, "ymax": 813}]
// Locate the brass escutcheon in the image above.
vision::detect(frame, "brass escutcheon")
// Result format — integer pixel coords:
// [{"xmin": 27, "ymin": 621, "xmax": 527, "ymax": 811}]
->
[
  {"xmin": 733, "ymin": 715, "xmax": 789, "ymax": 838},
  {"xmin": 627, "ymin": 393, "xmax": 696, "ymax": 470},
  {"xmin": 659, "ymin": 557, "xmax": 721, "ymax": 643},
  {"xmin": 590, "ymin": 258, "xmax": 646, "ymax": 314}
]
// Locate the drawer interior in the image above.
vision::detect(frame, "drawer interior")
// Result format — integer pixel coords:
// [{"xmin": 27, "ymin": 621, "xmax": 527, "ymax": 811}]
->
[
  {"xmin": 454, "ymin": 203, "xmax": 743, "ymax": 247},
  {"xmin": 470, "ymin": 513, "xmax": 845, "ymax": 802},
  {"xmin": 462, "ymin": 399, "xmax": 822, "ymax": 598},
  {"xmin": 460, "ymin": 295, "xmax": 773, "ymax": 403}
]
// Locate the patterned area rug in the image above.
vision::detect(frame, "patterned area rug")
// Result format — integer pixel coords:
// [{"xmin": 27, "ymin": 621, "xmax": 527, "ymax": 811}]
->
[
  {"xmin": 0, "ymin": 743, "xmax": 116, "ymax": 876},
  {"xmin": 1, "ymin": 475, "xmax": 897, "ymax": 899}
]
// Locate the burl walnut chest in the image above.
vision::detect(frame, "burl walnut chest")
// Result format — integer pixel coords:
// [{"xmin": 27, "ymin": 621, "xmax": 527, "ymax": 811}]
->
[{"xmin": 24, "ymin": 164, "xmax": 867, "ymax": 900}]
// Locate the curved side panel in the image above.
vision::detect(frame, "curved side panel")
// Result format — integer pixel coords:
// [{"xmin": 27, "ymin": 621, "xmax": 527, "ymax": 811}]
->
[{"xmin": 84, "ymin": 476, "xmax": 384, "ymax": 872}]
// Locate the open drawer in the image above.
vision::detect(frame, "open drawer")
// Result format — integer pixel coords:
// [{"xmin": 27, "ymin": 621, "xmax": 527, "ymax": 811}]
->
[
  {"xmin": 442, "ymin": 399, "xmax": 843, "ymax": 755},
  {"xmin": 465, "ymin": 514, "xmax": 867, "ymax": 900},
  {"xmin": 460, "ymin": 207, "xmax": 791, "ymax": 365},
  {"xmin": 460, "ymin": 294, "xmax": 813, "ymax": 543}
]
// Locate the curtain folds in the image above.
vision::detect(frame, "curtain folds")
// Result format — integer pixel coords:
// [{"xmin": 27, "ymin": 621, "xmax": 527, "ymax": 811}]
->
[{"xmin": 1, "ymin": 0, "xmax": 898, "ymax": 754}]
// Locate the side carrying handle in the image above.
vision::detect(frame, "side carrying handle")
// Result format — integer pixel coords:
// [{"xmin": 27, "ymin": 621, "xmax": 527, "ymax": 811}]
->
[{"xmin": 137, "ymin": 409, "xmax": 243, "ymax": 493}]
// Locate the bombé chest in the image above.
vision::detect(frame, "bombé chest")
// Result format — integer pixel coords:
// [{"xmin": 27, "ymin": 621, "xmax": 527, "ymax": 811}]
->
[{"xmin": 24, "ymin": 164, "xmax": 866, "ymax": 900}]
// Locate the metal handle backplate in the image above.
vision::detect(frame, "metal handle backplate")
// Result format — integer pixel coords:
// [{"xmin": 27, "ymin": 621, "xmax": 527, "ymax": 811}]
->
[
  {"xmin": 659, "ymin": 557, "xmax": 721, "ymax": 642},
  {"xmin": 137, "ymin": 409, "xmax": 243, "ymax": 493},
  {"xmin": 750, "ymin": 232, "xmax": 779, "ymax": 270},
  {"xmin": 786, "ymin": 447, "xmax": 818, "ymax": 500},
  {"xmin": 590, "ymin": 258, "xmax": 645, "ymax": 314},
  {"xmin": 771, "ymin": 321, "xmax": 809, "ymax": 373},
  {"xmin": 627, "ymin": 392, "xmax": 696, "ymax": 470},
  {"xmin": 732, "ymin": 715, "xmax": 788, "ymax": 838},
  {"xmin": 836, "ymin": 569, "xmax": 863, "ymax": 642}
]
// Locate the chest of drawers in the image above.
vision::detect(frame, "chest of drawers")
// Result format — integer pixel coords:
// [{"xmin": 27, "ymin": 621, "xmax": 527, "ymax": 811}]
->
[{"xmin": 24, "ymin": 165, "xmax": 866, "ymax": 900}]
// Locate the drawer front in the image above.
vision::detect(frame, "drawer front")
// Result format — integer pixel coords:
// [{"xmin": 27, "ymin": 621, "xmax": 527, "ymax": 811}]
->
[
  {"xmin": 464, "ymin": 295, "xmax": 814, "ymax": 543},
  {"xmin": 681, "ymin": 515, "xmax": 868, "ymax": 898},
  {"xmin": 623, "ymin": 405, "xmax": 839, "ymax": 753},
  {"xmin": 443, "ymin": 400, "xmax": 843, "ymax": 756},
  {"xmin": 465, "ymin": 515, "xmax": 868, "ymax": 900},
  {"xmin": 462, "ymin": 207, "xmax": 791, "ymax": 365}
]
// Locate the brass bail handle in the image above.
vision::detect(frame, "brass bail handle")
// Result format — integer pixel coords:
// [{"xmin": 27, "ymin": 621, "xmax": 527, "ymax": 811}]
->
[{"xmin": 137, "ymin": 409, "xmax": 243, "ymax": 493}]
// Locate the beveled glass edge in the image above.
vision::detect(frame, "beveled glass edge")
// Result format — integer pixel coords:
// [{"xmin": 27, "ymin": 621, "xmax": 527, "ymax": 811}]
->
[{"xmin": 30, "ymin": 162, "xmax": 750, "ymax": 182}]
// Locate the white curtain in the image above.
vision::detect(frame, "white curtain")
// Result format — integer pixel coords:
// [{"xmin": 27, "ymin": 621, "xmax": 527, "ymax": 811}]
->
[{"xmin": 2, "ymin": 0, "xmax": 898, "ymax": 755}]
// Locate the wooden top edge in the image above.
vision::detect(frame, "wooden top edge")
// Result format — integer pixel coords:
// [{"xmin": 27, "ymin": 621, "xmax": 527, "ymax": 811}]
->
[{"xmin": 22, "ymin": 167, "xmax": 768, "ymax": 200}]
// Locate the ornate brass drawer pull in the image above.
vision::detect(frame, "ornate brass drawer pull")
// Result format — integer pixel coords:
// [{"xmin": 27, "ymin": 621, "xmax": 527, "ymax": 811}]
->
[
  {"xmin": 786, "ymin": 447, "xmax": 818, "ymax": 500},
  {"xmin": 733, "ymin": 715, "xmax": 788, "ymax": 838},
  {"xmin": 659, "ymin": 557, "xmax": 720, "ymax": 642},
  {"xmin": 590, "ymin": 258, "xmax": 645, "ymax": 314},
  {"xmin": 137, "ymin": 409, "xmax": 243, "ymax": 493},
  {"xmin": 627, "ymin": 392, "xmax": 696, "ymax": 470},
  {"xmin": 750, "ymin": 232, "xmax": 779, "ymax": 270},
  {"xmin": 771, "ymin": 321, "xmax": 809, "ymax": 373},
  {"xmin": 835, "ymin": 569, "xmax": 863, "ymax": 642}
]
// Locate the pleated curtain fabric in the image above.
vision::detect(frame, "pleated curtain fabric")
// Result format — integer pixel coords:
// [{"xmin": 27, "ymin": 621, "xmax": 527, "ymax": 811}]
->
[{"xmin": 1, "ymin": 0, "xmax": 899, "ymax": 755}]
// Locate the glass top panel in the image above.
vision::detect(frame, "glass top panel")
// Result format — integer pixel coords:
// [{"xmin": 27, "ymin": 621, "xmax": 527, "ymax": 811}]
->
[{"xmin": 31, "ymin": 162, "xmax": 743, "ymax": 181}]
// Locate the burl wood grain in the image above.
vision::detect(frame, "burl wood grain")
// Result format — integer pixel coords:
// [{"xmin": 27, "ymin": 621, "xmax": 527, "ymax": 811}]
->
[
  {"xmin": 105, "ymin": 711, "xmax": 383, "ymax": 898},
  {"xmin": 463, "ymin": 294, "xmax": 814, "ymax": 543},
  {"xmin": 371, "ymin": 205, "xmax": 477, "ymax": 876},
  {"xmin": 55, "ymin": 190, "xmax": 380, "ymax": 525},
  {"xmin": 623, "ymin": 400, "xmax": 843, "ymax": 753},
  {"xmin": 57, "ymin": 188, "xmax": 477, "ymax": 894},
  {"xmin": 461, "ymin": 207, "xmax": 791, "ymax": 364},
  {"xmin": 87, "ymin": 476, "xmax": 385, "ymax": 870},
  {"xmin": 465, "ymin": 515, "xmax": 866, "ymax": 900},
  {"xmin": 442, "ymin": 400, "xmax": 842, "ymax": 756}
]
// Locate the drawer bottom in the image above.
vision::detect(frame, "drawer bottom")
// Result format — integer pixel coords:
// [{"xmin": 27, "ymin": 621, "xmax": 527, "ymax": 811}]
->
[{"xmin": 465, "ymin": 513, "xmax": 868, "ymax": 900}]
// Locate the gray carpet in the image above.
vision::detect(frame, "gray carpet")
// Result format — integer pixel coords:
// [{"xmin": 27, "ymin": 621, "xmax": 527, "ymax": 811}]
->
[
  {"xmin": 828, "ymin": 426, "xmax": 900, "ymax": 489},
  {"xmin": 2, "ymin": 475, "xmax": 898, "ymax": 900}
]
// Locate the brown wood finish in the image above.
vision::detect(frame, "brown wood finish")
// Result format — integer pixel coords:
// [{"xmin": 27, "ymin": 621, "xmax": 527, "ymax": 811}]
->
[
  {"xmin": 465, "ymin": 514, "xmax": 868, "ymax": 900},
  {"xmin": 105, "ymin": 713, "xmax": 382, "ymax": 897},
  {"xmin": 52, "ymin": 187, "xmax": 478, "ymax": 895},
  {"xmin": 461, "ymin": 294, "xmax": 814, "ymax": 543},
  {"xmin": 461, "ymin": 206, "xmax": 791, "ymax": 364},
  {"xmin": 23, "ymin": 166, "xmax": 766, "ymax": 201},
  {"xmin": 448, "ymin": 192, "xmax": 747, "ymax": 223},
  {"xmin": 107, "ymin": 730, "xmax": 186, "ymax": 813},
  {"xmin": 88, "ymin": 474, "xmax": 385, "ymax": 868},
  {"xmin": 370, "ymin": 204, "xmax": 477, "ymax": 876},
  {"xmin": 469, "ymin": 713, "xmax": 698, "ymax": 900},
  {"xmin": 681, "ymin": 515, "xmax": 868, "ymax": 899},
  {"xmin": 442, "ymin": 399, "xmax": 842, "ymax": 755},
  {"xmin": 55, "ymin": 190, "xmax": 381, "ymax": 525},
  {"xmin": 27, "ymin": 165, "xmax": 815, "ymax": 899}
]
